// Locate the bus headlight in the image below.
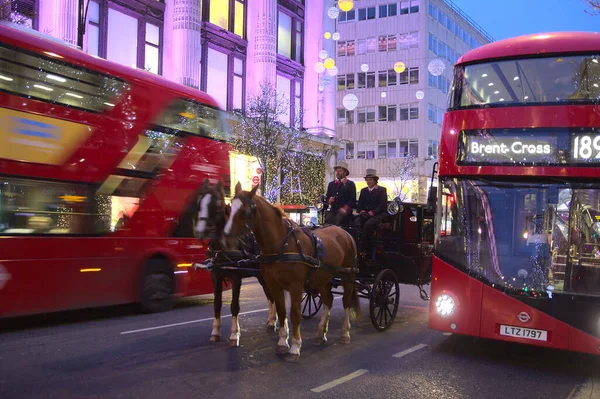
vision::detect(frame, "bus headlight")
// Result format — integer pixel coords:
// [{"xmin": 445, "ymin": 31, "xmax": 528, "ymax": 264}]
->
[{"xmin": 436, "ymin": 294, "xmax": 455, "ymax": 317}]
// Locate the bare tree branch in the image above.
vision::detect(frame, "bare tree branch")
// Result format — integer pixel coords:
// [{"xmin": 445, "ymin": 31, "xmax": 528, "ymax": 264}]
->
[{"xmin": 583, "ymin": 0, "xmax": 600, "ymax": 15}]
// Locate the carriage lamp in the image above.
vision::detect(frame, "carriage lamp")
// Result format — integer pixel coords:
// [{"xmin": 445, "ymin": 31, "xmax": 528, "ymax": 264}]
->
[{"xmin": 435, "ymin": 294, "xmax": 455, "ymax": 317}]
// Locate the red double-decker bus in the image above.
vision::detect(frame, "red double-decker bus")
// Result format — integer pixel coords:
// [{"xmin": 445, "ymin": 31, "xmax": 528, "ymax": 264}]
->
[
  {"xmin": 0, "ymin": 23, "xmax": 232, "ymax": 318},
  {"xmin": 428, "ymin": 32, "xmax": 600, "ymax": 354}
]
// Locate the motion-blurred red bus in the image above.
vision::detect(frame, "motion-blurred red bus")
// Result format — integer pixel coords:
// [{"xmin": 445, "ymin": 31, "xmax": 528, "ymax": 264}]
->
[
  {"xmin": 429, "ymin": 32, "xmax": 600, "ymax": 354},
  {"xmin": 0, "ymin": 23, "xmax": 231, "ymax": 318}
]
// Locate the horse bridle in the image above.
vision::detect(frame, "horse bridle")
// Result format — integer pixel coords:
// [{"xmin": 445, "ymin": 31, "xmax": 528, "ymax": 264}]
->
[
  {"xmin": 198, "ymin": 191, "xmax": 227, "ymax": 232},
  {"xmin": 232, "ymin": 194, "xmax": 257, "ymax": 229}
]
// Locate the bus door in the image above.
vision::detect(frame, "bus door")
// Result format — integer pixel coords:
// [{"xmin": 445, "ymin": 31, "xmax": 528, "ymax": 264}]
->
[{"xmin": 565, "ymin": 190, "xmax": 600, "ymax": 294}]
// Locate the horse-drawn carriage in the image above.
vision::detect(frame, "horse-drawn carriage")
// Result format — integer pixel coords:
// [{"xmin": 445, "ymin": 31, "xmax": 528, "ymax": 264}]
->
[
  {"xmin": 300, "ymin": 196, "xmax": 434, "ymax": 331},
  {"xmin": 194, "ymin": 171, "xmax": 436, "ymax": 361}
]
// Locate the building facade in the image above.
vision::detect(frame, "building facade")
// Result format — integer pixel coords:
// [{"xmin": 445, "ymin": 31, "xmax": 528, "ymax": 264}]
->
[
  {"xmin": 8, "ymin": 0, "xmax": 340, "ymax": 190},
  {"xmin": 333, "ymin": 0, "xmax": 492, "ymax": 202}
]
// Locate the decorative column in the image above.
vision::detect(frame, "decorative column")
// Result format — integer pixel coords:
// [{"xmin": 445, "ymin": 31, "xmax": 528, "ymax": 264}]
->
[
  {"xmin": 247, "ymin": 0, "xmax": 277, "ymax": 96},
  {"xmin": 170, "ymin": 0, "xmax": 202, "ymax": 89},
  {"xmin": 303, "ymin": 0, "xmax": 336, "ymax": 138}
]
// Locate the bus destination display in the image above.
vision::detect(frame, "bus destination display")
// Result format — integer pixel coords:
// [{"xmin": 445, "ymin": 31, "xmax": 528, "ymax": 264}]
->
[{"xmin": 457, "ymin": 128, "xmax": 600, "ymax": 166}]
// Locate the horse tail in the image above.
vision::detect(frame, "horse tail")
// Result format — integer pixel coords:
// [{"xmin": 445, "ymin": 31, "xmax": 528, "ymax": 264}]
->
[{"xmin": 349, "ymin": 255, "xmax": 361, "ymax": 321}]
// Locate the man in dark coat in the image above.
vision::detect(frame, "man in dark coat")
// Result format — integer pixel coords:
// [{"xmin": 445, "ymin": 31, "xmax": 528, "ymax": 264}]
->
[
  {"xmin": 324, "ymin": 161, "xmax": 356, "ymax": 225},
  {"xmin": 353, "ymin": 169, "xmax": 388, "ymax": 255}
]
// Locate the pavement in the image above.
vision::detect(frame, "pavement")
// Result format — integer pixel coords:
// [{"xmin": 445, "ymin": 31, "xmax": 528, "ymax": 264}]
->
[{"xmin": 1, "ymin": 278, "xmax": 600, "ymax": 399}]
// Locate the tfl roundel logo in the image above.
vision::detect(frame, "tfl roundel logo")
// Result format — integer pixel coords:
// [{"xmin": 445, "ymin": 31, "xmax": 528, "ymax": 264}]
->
[{"xmin": 517, "ymin": 312, "xmax": 531, "ymax": 323}]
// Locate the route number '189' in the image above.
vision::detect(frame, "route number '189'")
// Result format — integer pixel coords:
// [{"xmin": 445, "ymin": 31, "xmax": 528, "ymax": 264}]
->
[{"xmin": 572, "ymin": 134, "xmax": 600, "ymax": 160}]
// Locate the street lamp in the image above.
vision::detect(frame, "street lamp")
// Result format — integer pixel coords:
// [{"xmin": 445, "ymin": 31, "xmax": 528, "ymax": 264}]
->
[{"xmin": 77, "ymin": 0, "xmax": 91, "ymax": 48}]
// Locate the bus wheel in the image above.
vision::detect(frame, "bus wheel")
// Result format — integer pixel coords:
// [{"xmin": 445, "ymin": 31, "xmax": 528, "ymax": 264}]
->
[{"xmin": 140, "ymin": 259, "xmax": 174, "ymax": 313}]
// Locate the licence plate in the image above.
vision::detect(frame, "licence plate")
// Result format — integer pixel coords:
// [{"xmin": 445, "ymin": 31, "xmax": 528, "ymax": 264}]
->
[{"xmin": 499, "ymin": 325, "xmax": 548, "ymax": 341}]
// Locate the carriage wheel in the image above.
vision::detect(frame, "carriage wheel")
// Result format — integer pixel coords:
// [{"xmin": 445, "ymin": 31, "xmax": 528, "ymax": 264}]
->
[
  {"xmin": 369, "ymin": 269, "xmax": 400, "ymax": 331},
  {"xmin": 301, "ymin": 289, "xmax": 322, "ymax": 319}
]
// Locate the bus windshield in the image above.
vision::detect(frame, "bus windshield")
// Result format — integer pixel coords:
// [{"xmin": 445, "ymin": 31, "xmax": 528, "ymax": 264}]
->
[
  {"xmin": 437, "ymin": 177, "xmax": 600, "ymax": 297},
  {"xmin": 450, "ymin": 55, "xmax": 600, "ymax": 108}
]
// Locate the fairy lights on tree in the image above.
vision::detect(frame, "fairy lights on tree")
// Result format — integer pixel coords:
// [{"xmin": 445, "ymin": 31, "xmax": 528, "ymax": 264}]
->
[
  {"xmin": 388, "ymin": 153, "xmax": 418, "ymax": 202},
  {"xmin": 232, "ymin": 81, "xmax": 311, "ymax": 204}
]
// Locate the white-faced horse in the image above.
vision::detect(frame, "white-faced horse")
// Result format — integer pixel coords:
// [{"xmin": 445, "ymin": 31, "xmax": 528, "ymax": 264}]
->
[{"xmin": 195, "ymin": 179, "xmax": 277, "ymax": 346}]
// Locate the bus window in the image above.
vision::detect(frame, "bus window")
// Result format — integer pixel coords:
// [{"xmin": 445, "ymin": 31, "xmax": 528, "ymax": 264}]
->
[
  {"xmin": 117, "ymin": 130, "xmax": 182, "ymax": 173},
  {"xmin": 451, "ymin": 55, "xmax": 600, "ymax": 109},
  {"xmin": 0, "ymin": 44, "xmax": 128, "ymax": 112},
  {"xmin": 152, "ymin": 99, "xmax": 231, "ymax": 142},
  {"xmin": 0, "ymin": 178, "xmax": 110, "ymax": 234}
]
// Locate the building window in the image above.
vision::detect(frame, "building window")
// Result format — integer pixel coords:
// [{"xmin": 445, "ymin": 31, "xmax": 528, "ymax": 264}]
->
[
  {"xmin": 428, "ymin": 103, "xmax": 444, "ymax": 125},
  {"xmin": 399, "ymin": 103, "xmax": 419, "ymax": 120},
  {"xmin": 87, "ymin": 1, "xmax": 101, "ymax": 56},
  {"xmin": 345, "ymin": 142, "xmax": 354, "ymax": 159},
  {"xmin": 400, "ymin": 0, "xmax": 419, "ymax": 14},
  {"xmin": 277, "ymin": 10, "xmax": 303, "ymax": 64},
  {"xmin": 337, "ymin": 40, "xmax": 355, "ymax": 57},
  {"xmin": 379, "ymin": 3, "xmax": 397, "ymax": 18},
  {"xmin": 85, "ymin": 1, "xmax": 163, "ymax": 75},
  {"xmin": 107, "ymin": 9, "xmax": 138, "ymax": 68},
  {"xmin": 428, "ymin": 140, "xmax": 439, "ymax": 159},
  {"xmin": 276, "ymin": 74, "xmax": 302, "ymax": 126},
  {"xmin": 205, "ymin": 0, "xmax": 245, "ymax": 38},
  {"xmin": 337, "ymin": 109, "xmax": 355, "ymax": 124},
  {"xmin": 337, "ymin": 73, "xmax": 355, "ymax": 91},
  {"xmin": 378, "ymin": 35, "xmax": 397, "ymax": 52},
  {"xmin": 357, "ymin": 72, "xmax": 375, "ymax": 89},
  {"xmin": 205, "ymin": 47, "xmax": 245, "ymax": 111},
  {"xmin": 398, "ymin": 31, "xmax": 419, "ymax": 49},
  {"xmin": 399, "ymin": 139, "xmax": 419, "ymax": 157},
  {"xmin": 357, "ymin": 107, "xmax": 376, "ymax": 123},
  {"xmin": 357, "ymin": 7, "xmax": 376, "ymax": 21},
  {"xmin": 398, "ymin": 67, "xmax": 419, "ymax": 85},
  {"xmin": 144, "ymin": 23, "xmax": 160, "ymax": 74},
  {"xmin": 378, "ymin": 140, "xmax": 397, "ymax": 158},
  {"xmin": 206, "ymin": 48, "xmax": 229, "ymax": 109},
  {"xmin": 378, "ymin": 105, "xmax": 397, "ymax": 122},
  {"xmin": 233, "ymin": 57, "xmax": 244, "ymax": 111},
  {"xmin": 339, "ymin": 9, "xmax": 356, "ymax": 22}
]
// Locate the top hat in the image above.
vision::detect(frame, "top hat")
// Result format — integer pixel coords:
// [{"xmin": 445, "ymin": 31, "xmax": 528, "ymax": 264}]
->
[
  {"xmin": 364, "ymin": 168, "xmax": 379, "ymax": 180},
  {"xmin": 333, "ymin": 160, "xmax": 350, "ymax": 176}
]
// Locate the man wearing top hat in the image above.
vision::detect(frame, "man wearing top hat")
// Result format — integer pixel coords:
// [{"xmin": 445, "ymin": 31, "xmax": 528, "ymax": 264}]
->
[
  {"xmin": 353, "ymin": 169, "xmax": 388, "ymax": 256},
  {"xmin": 324, "ymin": 160, "xmax": 356, "ymax": 225}
]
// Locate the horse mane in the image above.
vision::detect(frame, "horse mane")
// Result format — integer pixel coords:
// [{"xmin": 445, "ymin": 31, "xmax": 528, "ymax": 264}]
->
[{"xmin": 249, "ymin": 192, "xmax": 296, "ymax": 225}]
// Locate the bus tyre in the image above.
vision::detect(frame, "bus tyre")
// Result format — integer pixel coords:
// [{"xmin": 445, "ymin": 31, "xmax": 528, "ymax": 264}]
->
[{"xmin": 140, "ymin": 259, "xmax": 174, "ymax": 313}]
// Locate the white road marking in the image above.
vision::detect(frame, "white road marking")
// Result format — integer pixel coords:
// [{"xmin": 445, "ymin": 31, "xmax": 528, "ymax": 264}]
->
[
  {"xmin": 443, "ymin": 332, "xmax": 453, "ymax": 336},
  {"xmin": 310, "ymin": 369, "xmax": 369, "ymax": 393},
  {"xmin": 120, "ymin": 308, "xmax": 268, "ymax": 335},
  {"xmin": 392, "ymin": 343, "xmax": 428, "ymax": 358}
]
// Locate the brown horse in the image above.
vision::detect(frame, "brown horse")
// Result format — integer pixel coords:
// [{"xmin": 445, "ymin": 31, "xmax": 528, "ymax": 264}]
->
[
  {"xmin": 224, "ymin": 182, "xmax": 360, "ymax": 362},
  {"xmin": 194, "ymin": 179, "xmax": 277, "ymax": 346}
]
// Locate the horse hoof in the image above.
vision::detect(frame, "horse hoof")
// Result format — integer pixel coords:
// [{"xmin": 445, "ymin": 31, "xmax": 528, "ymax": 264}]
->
[
  {"xmin": 266, "ymin": 324, "xmax": 276, "ymax": 333},
  {"xmin": 339, "ymin": 336, "xmax": 351, "ymax": 345},
  {"xmin": 229, "ymin": 338, "xmax": 240, "ymax": 347},
  {"xmin": 315, "ymin": 337, "xmax": 327, "ymax": 345},
  {"xmin": 285, "ymin": 353, "xmax": 300, "ymax": 363},
  {"xmin": 276, "ymin": 345, "xmax": 289, "ymax": 355},
  {"xmin": 209, "ymin": 335, "xmax": 221, "ymax": 343}
]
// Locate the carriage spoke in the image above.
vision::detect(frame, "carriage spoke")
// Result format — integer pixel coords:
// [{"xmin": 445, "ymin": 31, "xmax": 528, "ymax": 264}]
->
[
  {"xmin": 377, "ymin": 305, "xmax": 385, "ymax": 327},
  {"xmin": 302, "ymin": 293, "xmax": 312, "ymax": 315},
  {"xmin": 385, "ymin": 304, "xmax": 394, "ymax": 320}
]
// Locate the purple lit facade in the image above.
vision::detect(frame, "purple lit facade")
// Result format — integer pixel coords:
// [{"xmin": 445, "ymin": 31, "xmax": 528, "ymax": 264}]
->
[{"xmin": 16, "ymin": 0, "xmax": 336, "ymax": 140}]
